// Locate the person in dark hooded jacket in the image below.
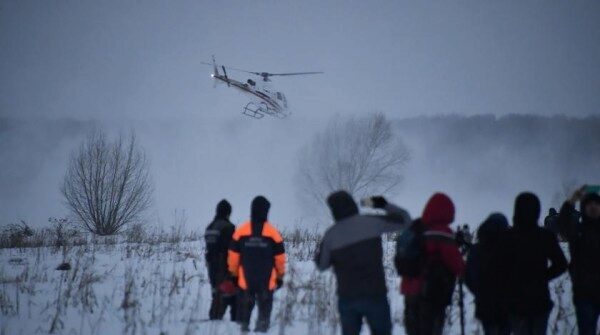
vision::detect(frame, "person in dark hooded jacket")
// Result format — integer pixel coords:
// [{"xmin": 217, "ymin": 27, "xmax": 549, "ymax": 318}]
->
[
  {"xmin": 465, "ymin": 213, "xmax": 511, "ymax": 335},
  {"xmin": 503, "ymin": 192, "xmax": 567, "ymax": 335},
  {"xmin": 204, "ymin": 199, "xmax": 237, "ymax": 320},
  {"xmin": 556, "ymin": 187, "xmax": 600, "ymax": 335},
  {"xmin": 401, "ymin": 192, "xmax": 465, "ymax": 335},
  {"xmin": 228, "ymin": 196, "xmax": 285, "ymax": 333},
  {"xmin": 314, "ymin": 190, "xmax": 411, "ymax": 335}
]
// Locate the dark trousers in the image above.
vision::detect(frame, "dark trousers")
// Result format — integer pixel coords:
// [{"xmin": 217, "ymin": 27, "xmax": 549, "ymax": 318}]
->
[
  {"xmin": 238, "ymin": 289, "xmax": 273, "ymax": 332},
  {"xmin": 337, "ymin": 296, "xmax": 392, "ymax": 335},
  {"xmin": 574, "ymin": 299, "xmax": 600, "ymax": 335},
  {"xmin": 509, "ymin": 312, "xmax": 549, "ymax": 335},
  {"xmin": 404, "ymin": 295, "xmax": 446, "ymax": 335},
  {"xmin": 208, "ymin": 289, "xmax": 237, "ymax": 320}
]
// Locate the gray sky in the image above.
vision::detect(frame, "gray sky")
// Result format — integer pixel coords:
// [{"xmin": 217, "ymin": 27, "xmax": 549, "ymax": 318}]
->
[{"xmin": 2, "ymin": 1, "xmax": 599, "ymax": 120}]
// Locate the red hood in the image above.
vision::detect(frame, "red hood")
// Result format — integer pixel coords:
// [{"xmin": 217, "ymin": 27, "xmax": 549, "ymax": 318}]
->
[{"xmin": 422, "ymin": 193, "xmax": 455, "ymax": 227}]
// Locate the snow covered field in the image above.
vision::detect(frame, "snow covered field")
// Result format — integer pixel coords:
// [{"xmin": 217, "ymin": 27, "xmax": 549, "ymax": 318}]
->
[{"xmin": 0, "ymin": 232, "xmax": 576, "ymax": 335}]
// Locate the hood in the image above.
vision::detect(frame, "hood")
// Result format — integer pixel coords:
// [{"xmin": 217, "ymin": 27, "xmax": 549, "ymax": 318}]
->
[
  {"xmin": 214, "ymin": 199, "xmax": 232, "ymax": 220},
  {"xmin": 513, "ymin": 192, "xmax": 540, "ymax": 228},
  {"xmin": 422, "ymin": 193, "xmax": 455, "ymax": 226},
  {"xmin": 477, "ymin": 213, "xmax": 509, "ymax": 245},
  {"xmin": 251, "ymin": 196, "xmax": 270, "ymax": 235},
  {"xmin": 327, "ymin": 190, "xmax": 359, "ymax": 222},
  {"xmin": 581, "ymin": 192, "xmax": 600, "ymax": 224}
]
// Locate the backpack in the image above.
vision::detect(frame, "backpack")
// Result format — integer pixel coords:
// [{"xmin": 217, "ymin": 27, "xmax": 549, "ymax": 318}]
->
[
  {"xmin": 394, "ymin": 220, "xmax": 425, "ymax": 276},
  {"xmin": 395, "ymin": 222, "xmax": 458, "ymax": 306}
]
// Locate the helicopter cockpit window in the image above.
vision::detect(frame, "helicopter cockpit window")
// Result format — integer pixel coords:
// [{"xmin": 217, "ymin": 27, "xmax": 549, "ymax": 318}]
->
[{"xmin": 276, "ymin": 92, "xmax": 283, "ymax": 100}]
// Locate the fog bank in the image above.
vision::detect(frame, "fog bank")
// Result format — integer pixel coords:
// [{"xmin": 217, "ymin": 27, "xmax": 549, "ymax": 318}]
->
[{"xmin": 1, "ymin": 114, "xmax": 598, "ymax": 231}]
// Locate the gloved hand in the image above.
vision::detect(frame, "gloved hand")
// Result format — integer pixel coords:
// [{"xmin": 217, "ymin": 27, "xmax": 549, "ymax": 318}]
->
[
  {"xmin": 371, "ymin": 196, "xmax": 388, "ymax": 209},
  {"xmin": 218, "ymin": 279, "xmax": 237, "ymax": 297},
  {"xmin": 276, "ymin": 277, "xmax": 284, "ymax": 290}
]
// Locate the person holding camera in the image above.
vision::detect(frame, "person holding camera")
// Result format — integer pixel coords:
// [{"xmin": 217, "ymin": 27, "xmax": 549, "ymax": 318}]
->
[
  {"xmin": 314, "ymin": 190, "xmax": 411, "ymax": 335},
  {"xmin": 557, "ymin": 186, "xmax": 600, "ymax": 335},
  {"xmin": 503, "ymin": 192, "xmax": 567, "ymax": 335}
]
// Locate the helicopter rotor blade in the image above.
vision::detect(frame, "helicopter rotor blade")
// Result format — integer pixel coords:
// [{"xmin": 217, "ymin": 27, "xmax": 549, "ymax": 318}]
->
[
  {"xmin": 225, "ymin": 66, "xmax": 261, "ymax": 75},
  {"xmin": 266, "ymin": 72, "xmax": 324, "ymax": 76},
  {"xmin": 200, "ymin": 61, "xmax": 323, "ymax": 79},
  {"xmin": 201, "ymin": 62, "xmax": 259, "ymax": 75}
]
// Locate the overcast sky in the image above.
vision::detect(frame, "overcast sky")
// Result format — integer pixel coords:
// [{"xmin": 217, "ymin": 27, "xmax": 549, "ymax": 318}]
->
[{"xmin": 2, "ymin": 1, "xmax": 599, "ymax": 121}]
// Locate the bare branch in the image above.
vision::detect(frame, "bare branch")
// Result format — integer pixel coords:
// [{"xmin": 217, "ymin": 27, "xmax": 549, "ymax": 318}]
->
[
  {"xmin": 62, "ymin": 130, "xmax": 153, "ymax": 235},
  {"xmin": 296, "ymin": 113, "xmax": 410, "ymax": 217}
]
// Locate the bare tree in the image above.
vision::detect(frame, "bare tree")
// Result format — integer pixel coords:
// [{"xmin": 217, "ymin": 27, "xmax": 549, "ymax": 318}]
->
[
  {"xmin": 296, "ymin": 113, "xmax": 410, "ymax": 217},
  {"xmin": 62, "ymin": 130, "xmax": 152, "ymax": 235}
]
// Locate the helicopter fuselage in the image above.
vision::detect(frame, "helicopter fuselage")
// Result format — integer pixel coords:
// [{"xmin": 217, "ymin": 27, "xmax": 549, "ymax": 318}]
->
[
  {"xmin": 211, "ymin": 73, "xmax": 287, "ymax": 113},
  {"xmin": 202, "ymin": 56, "xmax": 320, "ymax": 118}
]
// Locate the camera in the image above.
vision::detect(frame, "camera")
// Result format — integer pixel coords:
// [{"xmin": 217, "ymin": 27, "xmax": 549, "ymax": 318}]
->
[
  {"xmin": 455, "ymin": 224, "xmax": 473, "ymax": 254},
  {"xmin": 359, "ymin": 197, "xmax": 375, "ymax": 208}
]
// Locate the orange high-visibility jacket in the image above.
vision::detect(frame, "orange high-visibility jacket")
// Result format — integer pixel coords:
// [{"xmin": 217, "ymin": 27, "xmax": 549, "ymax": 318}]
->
[{"xmin": 228, "ymin": 221, "xmax": 285, "ymax": 291}]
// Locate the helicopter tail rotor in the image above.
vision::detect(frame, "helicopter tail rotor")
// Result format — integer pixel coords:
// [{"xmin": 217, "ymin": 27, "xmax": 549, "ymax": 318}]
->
[
  {"xmin": 201, "ymin": 55, "xmax": 221, "ymax": 88},
  {"xmin": 211, "ymin": 55, "xmax": 219, "ymax": 76}
]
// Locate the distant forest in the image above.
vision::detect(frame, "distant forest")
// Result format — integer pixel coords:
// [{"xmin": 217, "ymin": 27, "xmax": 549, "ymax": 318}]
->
[{"xmin": 394, "ymin": 114, "xmax": 600, "ymax": 207}]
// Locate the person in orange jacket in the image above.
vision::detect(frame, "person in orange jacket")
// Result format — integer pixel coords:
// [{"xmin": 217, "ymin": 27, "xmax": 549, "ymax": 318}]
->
[{"xmin": 228, "ymin": 196, "xmax": 285, "ymax": 333}]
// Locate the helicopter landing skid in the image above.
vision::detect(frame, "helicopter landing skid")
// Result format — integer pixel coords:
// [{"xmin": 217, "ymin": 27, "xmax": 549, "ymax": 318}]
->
[
  {"xmin": 243, "ymin": 102, "xmax": 266, "ymax": 119},
  {"xmin": 242, "ymin": 102, "xmax": 289, "ymax": 119}
]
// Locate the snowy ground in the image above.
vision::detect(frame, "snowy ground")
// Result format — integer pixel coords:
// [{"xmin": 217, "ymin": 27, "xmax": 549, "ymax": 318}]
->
[{"xmin": 0, "ymin": 234, "xmax": 576, "ymax": 335}]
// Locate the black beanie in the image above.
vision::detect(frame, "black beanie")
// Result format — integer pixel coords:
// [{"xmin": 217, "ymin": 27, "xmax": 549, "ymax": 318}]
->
[
  {"xmin": 251, "ymin": 196, "xmax": 271, "ymax": 225},
  {"xmin": 215, "ymin": 199, "xmax": 232, "ymax": 220},
  {"xmin": 513, "ymin": 192, "xmax": 541, "ymax": 228},
  {"xmin": 327, "ymin": 190, "xmax": 359, "ymax": 221}
]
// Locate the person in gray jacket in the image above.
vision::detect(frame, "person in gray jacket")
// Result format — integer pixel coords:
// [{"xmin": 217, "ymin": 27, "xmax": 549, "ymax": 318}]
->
[{"xmin": 314, "ymin": 190, "xmax": 411, "ymax": 335}]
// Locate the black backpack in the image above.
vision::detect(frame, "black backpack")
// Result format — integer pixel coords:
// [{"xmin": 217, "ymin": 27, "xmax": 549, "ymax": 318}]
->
[
  {"xmin": 394, "ymin": 220, "xmax": 425, "ymax": 276},
  {"xmin": 395, "ymin": 222, "xmax": 458, "ymax": 306}
]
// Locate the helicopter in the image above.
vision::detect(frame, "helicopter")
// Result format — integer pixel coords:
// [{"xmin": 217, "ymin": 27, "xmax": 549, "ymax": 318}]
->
[{"xmin": 201, "ymin": 56, "xmax": 322, "ymax": 119}]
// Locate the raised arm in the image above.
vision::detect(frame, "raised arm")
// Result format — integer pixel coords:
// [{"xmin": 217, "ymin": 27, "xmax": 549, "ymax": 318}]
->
[
  {"xmin": 383, "ymin": 203, "xmax": 411, "ymax": 225},
  {"xmin": 557, "ymin": 186, "xmax": 585, "ymax": 242},
  {"xmin": 363, "ymin": 197, "xmax": 412, "ymax": 234}
]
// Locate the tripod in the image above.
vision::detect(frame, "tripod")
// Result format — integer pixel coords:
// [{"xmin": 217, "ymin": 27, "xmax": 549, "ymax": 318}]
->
[{"xmin": 456, "ymin": 225, "xmax": 473, "ymax": 335}]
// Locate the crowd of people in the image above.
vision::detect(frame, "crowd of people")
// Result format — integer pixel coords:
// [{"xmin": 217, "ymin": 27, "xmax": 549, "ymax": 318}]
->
[{"xmin": 203, "ymin": 187, "xmax": 600, "ymax": 335}]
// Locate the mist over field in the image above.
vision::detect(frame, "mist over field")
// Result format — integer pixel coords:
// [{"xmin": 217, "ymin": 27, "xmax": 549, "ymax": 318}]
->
[{"xmin": 1, "ymin": 114, "xmax": 598, "ymax": 231}]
